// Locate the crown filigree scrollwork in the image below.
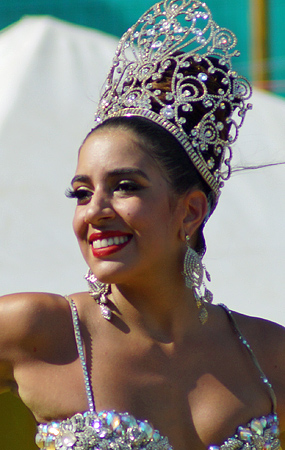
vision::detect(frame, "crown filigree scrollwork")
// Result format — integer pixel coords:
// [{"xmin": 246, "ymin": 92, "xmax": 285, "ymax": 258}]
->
[{"xmin": 95, "ymin": 0, "xmax": 252, "ymax": 202}]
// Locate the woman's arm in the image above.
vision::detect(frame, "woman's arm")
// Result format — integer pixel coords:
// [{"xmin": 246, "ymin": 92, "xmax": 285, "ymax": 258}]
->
[{"xmin": 0, "ymin": 292, "xmax": 61, "ymax": 395}]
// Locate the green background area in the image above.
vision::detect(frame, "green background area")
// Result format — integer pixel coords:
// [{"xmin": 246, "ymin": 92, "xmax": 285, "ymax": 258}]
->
[
  {"xmin": 0, "ymin": 0, "xmax": 284, "ymax": 95},
  {"xmin": 0, "ymin": 392, "xmax": 37, "ymax": 450}
]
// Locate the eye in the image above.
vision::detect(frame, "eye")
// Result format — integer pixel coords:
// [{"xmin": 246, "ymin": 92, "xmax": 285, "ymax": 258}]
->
[
  {"xmin": 114, "ymin": 180, "xmax": 143, "ymax": 193},
  {"xmin": 65, "ymin": 187, "xmax": 93, "ymax": 204}
]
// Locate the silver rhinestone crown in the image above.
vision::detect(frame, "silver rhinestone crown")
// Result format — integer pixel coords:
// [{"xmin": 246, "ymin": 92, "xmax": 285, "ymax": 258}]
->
[{"xmin": 94, "ymin": 0, "xmax": 252, "ymax": 202}]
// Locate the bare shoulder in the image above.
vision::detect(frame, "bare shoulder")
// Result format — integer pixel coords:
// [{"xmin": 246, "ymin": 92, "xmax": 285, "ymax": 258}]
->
[
  {"xmin": 0, "ymin": 290, "xmax": 92, "ymax": 349},
  {"xmin": 228, "ymin": 309, "xmax": 285, "ymax": 430},
  {"xmin": 229, "ymin": 310, "xmax": 285, "ymax": 364},
  {"xmin": 0, "ymin": 292, "xmax": 90, "ymax": 395},
  {"xmin": 0, "ymin": 292, "xmax": 69, "ymax": 393},
  {"xmin": 216, "ymin": 306, "xmax": 285, "ymax": 387},
  {"xmin": 0, "ymin": 292, "xmax": 71, "ymax": 356}
]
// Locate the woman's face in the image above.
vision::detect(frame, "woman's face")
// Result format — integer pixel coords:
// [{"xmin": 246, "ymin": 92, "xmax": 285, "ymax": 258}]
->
[{"xmin": 71, "ymin": 127, "xmax": 187, "ymax": 286}]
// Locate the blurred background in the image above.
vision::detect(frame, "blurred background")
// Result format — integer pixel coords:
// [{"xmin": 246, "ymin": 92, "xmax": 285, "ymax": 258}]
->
[
  {"xmin": 0, "ymin": 1, "xmax": 284, "ymax": 449},
  {"xmin": 0, "ymin": 0, "xmax": 284, "ymax": 96}
]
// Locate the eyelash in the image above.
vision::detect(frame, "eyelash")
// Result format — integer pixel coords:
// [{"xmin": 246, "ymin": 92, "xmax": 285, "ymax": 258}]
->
[
  {"xmin": 115, "ymin": 181, "xmax": 141, "ymax": 192},
  {"xmin": 65, "ymin": 181, "xmax": 142, "ymax": 201},
  {"xmin": 65, "ymin": 188, "xmax": 92, "ymax": 201}
]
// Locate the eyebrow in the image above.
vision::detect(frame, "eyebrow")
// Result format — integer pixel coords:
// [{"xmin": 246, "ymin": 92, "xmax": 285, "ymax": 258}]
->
[
  {"xmin": 71, "ymin": 168, "xmax": 150, "ymax": 186},
  {"xmin": 71, "ymin": 175, "xmax": 91, "ymax": 185},
  {"xmin": 108, "ymin": 168, "xmax": 150, "ymax": 180}
]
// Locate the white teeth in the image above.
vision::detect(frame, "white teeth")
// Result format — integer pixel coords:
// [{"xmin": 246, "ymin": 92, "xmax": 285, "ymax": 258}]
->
[{"xmin": 92, "ymin": 235, "xmax": 129, "ymax": 249}]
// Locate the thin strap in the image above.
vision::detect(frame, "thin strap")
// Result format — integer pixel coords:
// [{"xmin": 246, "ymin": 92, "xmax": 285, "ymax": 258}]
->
[
  {"xmin": 219, "ymin": 303, "xmax": 277, "ymax": 412},
  {"xmin": 65, "ymin": 296, "xmax": 95, "ymax": 413}
]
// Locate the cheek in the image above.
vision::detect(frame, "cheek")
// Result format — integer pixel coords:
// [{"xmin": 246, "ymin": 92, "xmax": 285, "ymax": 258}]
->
[
  {"xmin": 116, "ymin": 197, "xmax": 145, "ymax": 220},
  {"xmin": 123, "ymin": 200, "xmax": 157, "ymax": 229},
  {"xmin": 123, "ymin": 197, "xmax": 172, "ymax": 235}
]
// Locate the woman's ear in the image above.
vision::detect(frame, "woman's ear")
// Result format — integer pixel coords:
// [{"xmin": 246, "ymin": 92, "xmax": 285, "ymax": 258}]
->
[{"xmin": 181, "ymin": 189, "xmax": 208, "ymax": 241}]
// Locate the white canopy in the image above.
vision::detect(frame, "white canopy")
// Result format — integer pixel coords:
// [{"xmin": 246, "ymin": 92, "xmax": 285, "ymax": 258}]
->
[{"xmin": 0, "ymin": 16, "xmax": 285, "ymax": 324}]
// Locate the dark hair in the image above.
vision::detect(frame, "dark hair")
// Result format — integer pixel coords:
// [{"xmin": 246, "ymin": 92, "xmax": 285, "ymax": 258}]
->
[
  {"xmin": 83, "ymin": 57, "xmax": 239, "ymax": 254},
  {"xmin": 92, "ymin": 116, "xmax": 210, "ymax": 196},
  {"xmin": 122, "ymin": 54, "xmax": 240, "ymax": 178}
]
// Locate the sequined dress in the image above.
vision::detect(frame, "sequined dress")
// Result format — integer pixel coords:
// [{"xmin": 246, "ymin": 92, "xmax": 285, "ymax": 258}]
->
[{"xmin": 35, "ymin": 299, "xmax": 282, "ymax": 450}]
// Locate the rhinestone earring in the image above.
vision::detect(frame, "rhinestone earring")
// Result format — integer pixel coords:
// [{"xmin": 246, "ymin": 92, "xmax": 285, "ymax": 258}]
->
[
  {"xmin": 85, "ymin": 269, "xmax": 112, "ymax": 321},
  {"xmin": 183, "ymin": 236, "xmax": 213, "ymax": 324}
]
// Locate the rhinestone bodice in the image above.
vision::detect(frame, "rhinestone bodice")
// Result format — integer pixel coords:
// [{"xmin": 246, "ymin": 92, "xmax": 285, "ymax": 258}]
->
[
  {"xmin": 36, "ymin": 410, "xmax": 281, "ymax": 450},
  {"xmin": 35, "ymin": 299, "xmax": 282, "ymax": 450}
]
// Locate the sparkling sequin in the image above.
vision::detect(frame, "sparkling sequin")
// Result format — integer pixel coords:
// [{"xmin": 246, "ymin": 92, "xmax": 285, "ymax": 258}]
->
[
  {"xmin": 198, "ymin": 72, "xmax": 208, "ymax": 82},
  {"xmin": 250, "ymin": 419, "xmax": 264, "ymax": 435},
  {"xmin": 35, "ymin": 433, "xmax": 47, "ymax": 449},
  {"xmin": 207, "ymin": 157, "xmax": 215, "ymax": 169},
  {"xmin": 100, "ymin": 304, "xmax": 112, "ymax": 320},
  {"xmin": 36, "ymin": 411, "xmax": 172, "ymax": 450},
  {"xmin": 207, "ymin": 414, "xmax": 282, "ymax": 449},
  {"xmin": 57, "ymin": 431, "xmax": 77, "ymax": 447},
  {"xmin": 161, "ymin": 105, "xmax": 175, "ymax": 119}
]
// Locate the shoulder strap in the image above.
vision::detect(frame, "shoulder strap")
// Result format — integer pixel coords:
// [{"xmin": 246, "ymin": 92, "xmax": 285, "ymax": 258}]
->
[
  {"xmin": 65, "ymin": 295, "xmax": 95, "ymax": 413},
  {"xmin": 219, "ymin": 303, "xmax": 277, "ymax": 413}
]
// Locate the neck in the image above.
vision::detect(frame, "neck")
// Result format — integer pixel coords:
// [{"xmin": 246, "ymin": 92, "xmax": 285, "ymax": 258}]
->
[{"xmin": 110, "ymin": 276, "xmax": 201, "ymax": 343}]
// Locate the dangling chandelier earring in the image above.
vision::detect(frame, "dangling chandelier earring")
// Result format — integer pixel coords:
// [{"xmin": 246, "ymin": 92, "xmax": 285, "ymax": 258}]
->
[
  {"xmin": 85, "ymin": 269, "xmax": 112, "ymax": 321},
  {"xmin": 183, "ymin": 236, "xmax": 213, "ymax": 324}
]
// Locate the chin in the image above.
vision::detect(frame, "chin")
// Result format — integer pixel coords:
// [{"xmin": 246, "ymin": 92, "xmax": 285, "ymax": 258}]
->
[{"xmin": 88, "ymin": 260, "xmax": 133, "ymax": 285}]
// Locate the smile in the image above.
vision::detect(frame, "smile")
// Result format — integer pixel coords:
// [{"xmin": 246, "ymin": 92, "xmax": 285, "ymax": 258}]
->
[
  {"xmin": 92, "ymin": 235, "xmax": 129, "ymax": 249},
  {"xmin": 89, "ymin": 232, "xmax": 132, "ymax": 258}
]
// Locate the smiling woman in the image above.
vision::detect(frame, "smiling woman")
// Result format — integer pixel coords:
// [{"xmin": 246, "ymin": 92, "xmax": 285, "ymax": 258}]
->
[
  {"xmin": 0, "ymin": 1, "xmax": 285, "ymax": 450},
  {"xmin": 70, "ymin": 125, "xmax": 203, "ymax": 293}
]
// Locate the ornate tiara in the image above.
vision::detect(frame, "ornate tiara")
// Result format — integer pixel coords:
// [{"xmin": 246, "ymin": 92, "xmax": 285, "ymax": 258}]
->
[{"xmin": 94, "ymin": 0, "xmax": 252, "ymax": 202}]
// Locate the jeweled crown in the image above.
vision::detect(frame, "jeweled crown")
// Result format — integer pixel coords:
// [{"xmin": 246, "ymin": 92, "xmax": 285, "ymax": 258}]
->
[{"xmin": 94, "ymin": 0, "xmax": 252, "ymax": 202}]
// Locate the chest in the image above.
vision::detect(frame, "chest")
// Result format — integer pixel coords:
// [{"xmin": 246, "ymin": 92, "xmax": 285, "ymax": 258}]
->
[
  {"xmin": 17, "ymin": 328, "xmax": 273, "ymax": 449},
  {"xmin": 88, "ymin": 336, "xmax": 272, "ymax": 447}
]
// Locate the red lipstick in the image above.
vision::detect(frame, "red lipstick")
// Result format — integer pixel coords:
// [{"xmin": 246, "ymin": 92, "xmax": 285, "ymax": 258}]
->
[{"xmin": 89, "ymin": 231, "xmax": 132, "ymax": 258}]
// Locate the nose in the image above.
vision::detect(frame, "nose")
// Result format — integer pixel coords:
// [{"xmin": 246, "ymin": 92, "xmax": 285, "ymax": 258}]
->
[{"xmin": 84, "ymin": 189, "xmax": 116, "ymax": 225}]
